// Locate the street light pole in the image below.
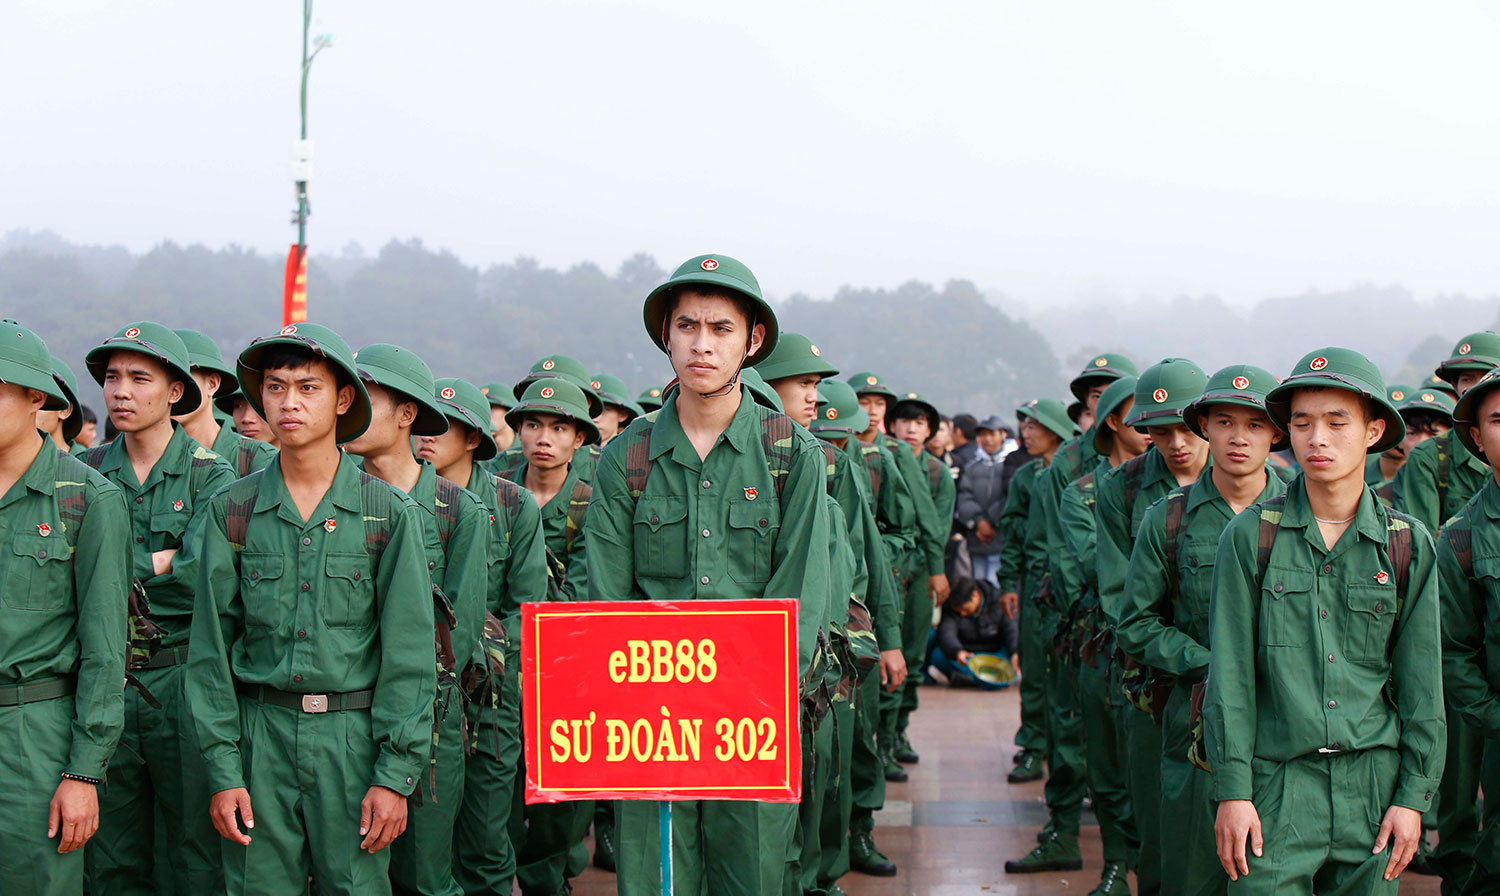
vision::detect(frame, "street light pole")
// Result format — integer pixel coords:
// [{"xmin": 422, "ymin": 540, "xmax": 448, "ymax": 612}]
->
[{"xmin": 286, "ymin": 1, "xmax": 328, "ymax": 325}]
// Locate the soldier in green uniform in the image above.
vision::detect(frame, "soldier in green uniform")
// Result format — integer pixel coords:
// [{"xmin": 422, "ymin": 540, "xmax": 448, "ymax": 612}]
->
[
  {"xmin": 590, "ymin": 373, "xmax": 644, "ymax": 446},
  {"xmin": 184, "ymin": 323, "xmax": 436, "ymax": 895},
  {"xmin": 420, "ymin": 377, "xmax": 552, "ymax": 896},
  {"xmin": 1115, "ymin": 365, "xmax": 1289, "ymax": 896},
  {"xmin": 0, "ymin": 323, "xmax": 131, "ymax": 896},
  {"xmin": 478, "ymin": 383, "xmax": 516, "ymax": 453},
  {"xmin": 1094, "ymin": 358, "xmax": 1209, "ymax": 896},
  {"xmin": 173, "ymin": 328, "xmax": 279, "ymax": 477},
  {"xmin": 586, "ymin": 254, "xmax": 831, "ymax": 896},
  {"xmin": 488, "ymin": 357, "xmax": 605, "ymax": 484},
  {"xmin": 1052, "ymin": 375, "xmax": 1151, "ymax": 896},
  {"xmin": 1207, "ymin": 347, "xmax": 1443, "ymax": 894},
  {"xmin": 1437, "ymin": 366, "xmax": 1500, "ymax": 894},
  {"xmin": 343, "ymin": 345, "xmax": 490, "ymax": 896},
  {"xmin": 1392, "ymin": 331, "xmax": 1500, "ymax": 890},
  {"xmin": 79, "ymin": 322, "xmax": 237, "ymax": 896},
  {"xmin": 1365, "ymin": 386, "xmax": 1453, "ymax": 505}
]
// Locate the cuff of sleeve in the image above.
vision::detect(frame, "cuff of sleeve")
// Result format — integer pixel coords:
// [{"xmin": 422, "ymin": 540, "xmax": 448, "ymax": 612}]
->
[
  {"xmin": 1391, "ymin": 777, "xmax": 1440, "ymax": 813},
  {"xmin": 372, "ymin": 757, "xmax": 422, "ymax": 797},
  {"xmin": 876, "ymin": 623, "xmax": 902, "ymax": 651},
  {"xmin": 1211, "ymin": 764, "xmax": 1253, "ymax": 803},
  {"xmin": 66, "ymin": 743, "xmax": 114, "ymax": 780},
  {"xmin": 206, "ymin": 752, "xmax": 246, "ymax": 794},
  {"xmin": 927, "ymin": 556, "xmax": 945, "ymax": 577},
  {"xmin": 998, "ymin": 578, "xmax": 1017, "ymax": 594}
]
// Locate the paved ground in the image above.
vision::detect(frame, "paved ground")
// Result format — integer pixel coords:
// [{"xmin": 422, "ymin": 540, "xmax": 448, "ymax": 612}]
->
[{"xmin": 569, "ymin": 681, "xmax": 1444, "ymax": 895}]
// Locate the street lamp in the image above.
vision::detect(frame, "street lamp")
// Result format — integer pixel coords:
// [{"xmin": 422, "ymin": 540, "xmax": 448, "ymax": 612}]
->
[{"xmin": 285, "ymin": 0, "xmax": 331, "ymax": 325}]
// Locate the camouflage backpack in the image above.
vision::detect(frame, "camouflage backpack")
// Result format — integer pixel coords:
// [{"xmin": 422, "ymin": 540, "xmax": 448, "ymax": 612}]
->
[
  {"xmin": 233, "ymin": 439, "xmax": 266, "ymax": 478},
  {"xmin": 1121, "ymin": 482, "xmax": 1192, "ymax": 722}
]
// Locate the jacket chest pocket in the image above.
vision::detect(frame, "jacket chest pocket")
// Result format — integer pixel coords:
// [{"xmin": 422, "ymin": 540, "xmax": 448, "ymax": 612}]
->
[
  {"xmin": 149, "ymin": 506, "xmax": 189, "ymax": 550},
  {"xmin": 241, "ymin": 552, "xmax": 286, "ymax": 629},
  {"xmin": 1344, "ymin": 583, "xmax": 1398, "ymax": 665},
  {"xmin": 324, "ymin": 552, "xmax": 376, "ymax": 629},
  {"xmin": 727, "ymin": 500, "xmax": 779, "ymax": 585},
  {"xmin": 634, "ymin": 497, "xmax": 688, "ymax": 580},
  {"xmin": 1475, "ymin": 558, "xmax": 1500, "ymax": 661},
  {"xmin": 1176, "ymin": 541, "xmax": 1217, "ymax": 622},
  {"xmin": 3, "ymin": 533, "xmax": 71, "ymax": 610},
  {"xmin": 1261, "ymin": 568, "xmax": 1313, "ymax": 649}
]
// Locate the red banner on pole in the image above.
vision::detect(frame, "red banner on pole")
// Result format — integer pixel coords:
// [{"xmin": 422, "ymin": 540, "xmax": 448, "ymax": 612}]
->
[
  {"xmin": 282, "ymin": 244, "xmax": 308, "ymax": 326},
  {"xmin": 522, "ymin": 600, "xmax": 801, "ymax": 804}
]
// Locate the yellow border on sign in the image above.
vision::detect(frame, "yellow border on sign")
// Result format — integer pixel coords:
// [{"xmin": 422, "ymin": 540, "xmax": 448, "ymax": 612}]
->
[{"xmin": 531, "ymin": 606, "xmax": 795, "ymax": 794}]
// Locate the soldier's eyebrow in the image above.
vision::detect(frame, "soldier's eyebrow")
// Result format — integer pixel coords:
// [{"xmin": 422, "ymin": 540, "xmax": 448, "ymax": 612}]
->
[
  {"xmin": 264, "ymin": 370, "xmax": 325, "ymax": 386},
  {"xmin": 1289, "ymin": 408, "xmax": 1352, "ymax": 420},
  {"xmin": 674, "ymin": 312, "xmax": 736, "ymax": 327}
]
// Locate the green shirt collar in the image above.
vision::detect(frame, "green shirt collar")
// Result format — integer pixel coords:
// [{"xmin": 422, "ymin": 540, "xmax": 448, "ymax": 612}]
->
[
  {"xmin": 1186, "ymin": 463, "xmax": 1281, "ymax": 513},
  {"xmin": 648, "ymin": 389, "xmax": 760, "ymax": 465},
  {"xmin": 9, "ymin": 436, "xmax": 58, "ymax": 503},
  {"xmin": 1277, "ymin": 475, "xmax": 1388, "ymax": 545},
  {"xmin": 1478, "ymin": 476, "xmax": 1500, "ymax": 521},
  {"xmin": 257, "ymin": 451, "xmax": 366, "ymax": 519},
  {"xmin": 94, "ymin": 423, "xmax": 192, "ymax": 490}
]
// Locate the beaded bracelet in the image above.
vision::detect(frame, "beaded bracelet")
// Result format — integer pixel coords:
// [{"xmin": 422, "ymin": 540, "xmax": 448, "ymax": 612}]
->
[{"xmin": 61, "ymin": 772, "xmax": 102, "ymax": 786}]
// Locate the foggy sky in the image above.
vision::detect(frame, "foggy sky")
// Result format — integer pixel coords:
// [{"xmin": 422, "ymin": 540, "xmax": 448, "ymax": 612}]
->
[{"xmin": 5, "ymin": 1, "xmax": 1499, "ymax": 306}]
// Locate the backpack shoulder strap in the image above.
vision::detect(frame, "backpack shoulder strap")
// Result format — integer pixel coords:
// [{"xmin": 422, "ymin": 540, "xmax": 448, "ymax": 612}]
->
[
  {"xmin": 187, "ymin": 441, "xmax": 226, "ymax": 497},
  {"xmin": 1254, "ymin": 494, "xmax": 1289, "ymax": 581},
  {"xmin": 1163, "ymin": 484, "xmax": 1192, "ymax": 606},
  {"xmin": 1120, "ymin": 452, "xmax": 1151, "ymax": 518},
  {"xmin": 494, "ymin": 476, "xmax": 523, "ymax": 526},
  {"xmin": 223, "ymin": 472, "xmax": 265, "ymax": 551},
  {"xmin": 1436, "ymin": 432, "xmax": 1452, "ymax": 519},
  {"xmin": 81, "ymin": 444, "xmax": 110, "ymax": 471},
  {"xmin": 433, "ymin": 475, "xmax": 465, "ymax": 550},
  {"xmin": 758, "ymin": 412, "xmax": 796, "ymax": 502},
  {"xmin": 860, "ymin": 443, "xmax": 883, "ymax": 499},
  {"xmin": 1383, "ymin": 508, "xmax": 1417, "ymax": 617},
  {"xmin": 623, "ymin": 419, "xmax": 655, "ymax": 499},
  {"xmin": 821, "ymin": 443, "xmax": 839, "ymax": 490},
  {"xmin": 357, "ymin": 470, "xmax": 395, "ymax": 558},
  {"xmin": 236, "ymin": 440, "xmax": 261, "ymax": 478},
  {"xmin": 53, "ymin": 450, "xmax": 91, "ymax": 551},
  {"xmin": 564, "ymin": 478, "xmax": 592, "ymax": 553},
  {"xmin": 1448, "ymin": 519, "xmax": 1476, "ymax": 579}
]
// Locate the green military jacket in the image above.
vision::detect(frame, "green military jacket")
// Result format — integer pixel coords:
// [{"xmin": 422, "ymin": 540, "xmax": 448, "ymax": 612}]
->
[
  {"xmin": 1056, "ymin": 461, "xmax": 1104, "ymax": 613},
  {"xmin": 185, "ymin": 453, "xmax": 437, "ymax": 796},
  {"xmin": 1038, "ymin": 431, "xmax": 1101, "ymax": 613},
  {"xmin": 885, "ymin": 434, "xmax": 948, "ymax": 578},
  {"xmin": 88, "ymin": 425, "xmax": 236, "ymax": 647},
  {"xmin": 0, "ymin": 443, "xmax": 131, "ymax": 778},
  {"xmin": 1116, "ymin": 466, "xmax": 1287, "ymax": 681},
  {"xmin": 1095, "ymin": 447, "xmax": 1192, "ymax": 627},
  {"xmin": 489, "ymin": 442, "xmax": 600, "ymax": 486},
  {"xmin": 506, "ymin": 459, "xmax": 590, "ymax": 603},
  {"xmin": 1394, "ymin": 430, "xmax": 1488, "ymax": 535},
  {"xmin": 821, "ymin": 438, "xmax": 900, "ymax": 650},
  {"xmin": 462, "ymin": 465, "xmax": 550, "ymax": 625},
  {"xmin": 209, "ymin": 421, "xmax": 277, "ymax": 479},
  {"xmin": 1204, "ymin": 477, "xmax": 1444, "ymax": 811},
  {"xmin": 997, "ymin": 459, "xmax": 1041, "ymax": 595},
  {"xmin": 852, "ymin": 438, "xmax": 917, "ymax": 580},
  {"xmin": 1437, "ymin": 476, "xmax": 1500, "ymax": 737},
  {"xmin": 586, "ymin": 392, "xmax": 831, "ymax": 674},
  {"xmin": 409, "ymin": 462, "xmax": 490, "ymax": 673}
]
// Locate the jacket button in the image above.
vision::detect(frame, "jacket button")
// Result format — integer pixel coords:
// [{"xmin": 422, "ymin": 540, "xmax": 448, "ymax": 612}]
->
[
  {"xmin": 1321, "ymin": 609, "xmax": 1328, "ymax": 619},
  {"xmin": 302, "ymin": 537, "xmax": 312, "ymax": 546},
  {"xmin": 297, "ymin": 629, "xmax": 307, "ymax": 639},
  {"xmin": 428, "ymin": 561, "xmax": 436, "ymax": 570},
  {"xmin": 407, "ymin": 777, "xmax": 414, "ymax": 786},
  {"xmin": 1188, "ymin": 557, "xmax": 1198, "ymax": 567},
  {"xmin": 136, "ymin": 535, "xmax": 145, "ymax": 544},
  {"xmin": 1327, "ymin": 700, "xmax": 1337, "ymax": 709},
  {"xmin": 702, "ymin": 529, "xmax": 711, "ymax": 537},
  {"xmin": 1375, "ymin": 602, "xmax": 1384, "ymax": 613},
  {"xmin": 301, "ymin": 583, "xmax": 310, "ymax": 592},
  {"xmin": 250, "ymin": 571, "xmax": 260, "ymax": 580},
  {"xmin": 1274, "ymin": 584, "xmax": 1283, "ymax": 593},
  {"xmin": 37, "ymin": 550, "xmax": 46, "ymax": 559},
  {"xmin": 135, "ymin": 496, "xmax": 144, "ymax": 504},
  {"xmin": 354, "ymin": 571, "xmax": 361, "ymax": 581},
  {"xmin": 700, "ymin": 576, "xmax": 710, "ymax": 585},
  {"xmin": 758, "ymin": 518, "xmax": 768, "ymax": 528},
  {"xmin": 651, "ymin": 515, "xmax": 660, "ymax": 525},
  {"xmin": 1327, "ymin": 654, "xmax": 1335, "ymax": 663},
  {"xmin": 701, "ymin": 480, "xmax": 711, "ymax": 489},
  {"xmin": 293, "ymin": 674, "xmax": 303, "ymax": 684},
  {"xmin": 1322, "ymin": 564, "xmax": 1332, "ymax": 574}
]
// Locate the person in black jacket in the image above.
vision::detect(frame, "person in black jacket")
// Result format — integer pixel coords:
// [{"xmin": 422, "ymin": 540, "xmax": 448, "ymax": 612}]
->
[{"xmin": 928, "ymin": 577, "xmax": 1018, "ymax": 689}]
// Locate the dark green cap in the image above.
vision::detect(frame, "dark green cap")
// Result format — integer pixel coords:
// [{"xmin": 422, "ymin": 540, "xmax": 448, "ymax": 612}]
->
[
  {"xmin": 513, "ymin": 355, "xmax": 604, "ymax": 417},
  {"xmin": 637, "ymin": 385, "xmax": 665, "ymax": 413},
  {"xmin": 237, "ymin": 322, "xmax": 371, "ymax": 444},
  {"xmin": 1184, "ymin": 364, "xmax": 1287, "ymax": 449},
  {"xmin": 1018, "ymin": 398, "xmax": 1078, "ymax": 442},
  {"xmin": 756, "ymin": 332, "xmax": 839, "ymax": 383},
  {"xmin": 434, "ymin": 377, "xmax": 498, "ymax": 461},
  {"xmin": 1266, "ymin": 346, "xmax": 1404, "ymax": 454},
  {"xmin": 890, "ymin": 391, "xmax": 940, "ymax": 435},
  {"xmin": 0, "ymin": 322, "xmax": 66, "ymax": 411},
  {"xmin": 643, "ymin": 254, "xmax": 778, "ymax": 364},
  {"xmin": 738, "ymin": 368, "xmax": 784, "ymax": 412},
  {"xmin": 214, "ymin": 385, "xmax": 245, "ymax": 417},
  {"xmin": 49, "ymin": 355, "xmax": 84, "ymax": 442},
  {"xmin": 1123, "ymin": 358, "xmax": 1208, "ymax": 429},
  {"xmin": 174, "ymin": 328, "xmax": 239, "ymax": 395},
  {"xmin": 847, "ymin": 371, "xmax": 898, "ymax": 401},
  {"xmin": 1092, "ymin": 376, "xmax": 1139, "ymax": 455},
  {"xmin": 479, "ymin": 383, "xmax": 512, "ymax": 409},
  {"xmin": 590, "ymin": 373, "xmax": 644, "ymax": 418},
  {"xmin": 1395, "ymin": 386, "xmax": 1455, "ymax": 421},
  {"xmin": 355, "ymin": 343, "xmax": 449, "ymax": 437},
  {"xmin": 1421, "ymin": 373, "xmax": 1458, "ymax": 401},
  {"xmin": 812, "ymin": 380, "xmax": 868, "ymax": 437},
  {"xmin": 1067, "ymin": 401, "xmax": 1086, "ymax": 424},
  {"xmin": 1453, "ymin": 368, "xmax": 1500, "ymax": 458},
  {"xmin": 1436, "ymin": 331, "xmax": 1500, "ymax": 385},
  {"xmin": 86, "ymin": 321, "xmax": 202, "ymax": 414},
  {"xmin": 506, "ymin": 378, "xmax": 601, "ymax": 445},
  {"xmin": 1069, "ymin": 352, "xmax": 1139, "ymax": 403}
]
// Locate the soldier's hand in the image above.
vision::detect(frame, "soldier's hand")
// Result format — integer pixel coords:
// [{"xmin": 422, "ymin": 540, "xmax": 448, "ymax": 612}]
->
[
  {"xmin": 928, "ymin": 574, "xmax": 950, "ymax": 604},
  {"xmin": 1374, "ymin": 804, "xmax": 1423, "ymax": 881},
  {"xmin": 210, "ymin": 787, "xmax": 254, "ymax": 845},
  {"xmin": 1215, "ymin": 799, "xmax": 1262, "ymax": 881},
  {"xmin": 999, "ymin": 592, "xmax": 1019, "ymax": 619},
  {"xmin": 975, "ymin": 519, "xmax": 995, "ymax": 543},
  {"xmin": 359, "ymin": 785, "xmax": 408, "ymax": 853},
  {"xmin": 48, "ymin": 778, "xmax": 99, "ymax": 853},
  {"xmin": 151, "ymin": 548, "xmax": 178, "ymax": 576},
  {"xmin": 879, "ymin": 649, "xmax": 907, "ymax": 692}
]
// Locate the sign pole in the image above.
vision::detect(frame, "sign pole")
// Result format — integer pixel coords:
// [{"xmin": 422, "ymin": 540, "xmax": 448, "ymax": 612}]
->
[{"xmin": 659, "ymin": 800, "xmax": 673, "ymax": 895}]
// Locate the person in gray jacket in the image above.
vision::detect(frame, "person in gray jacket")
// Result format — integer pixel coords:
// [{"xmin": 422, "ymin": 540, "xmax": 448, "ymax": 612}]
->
[{"xmin": 954, "ymin": 416, "xmax": 1014, "ymax": 586}]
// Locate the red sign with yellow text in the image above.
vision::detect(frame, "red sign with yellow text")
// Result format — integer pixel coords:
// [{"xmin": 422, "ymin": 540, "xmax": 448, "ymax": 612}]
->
[{"xmin": 523, "ymin": 600, "xmax": 801, "ymax": 804}]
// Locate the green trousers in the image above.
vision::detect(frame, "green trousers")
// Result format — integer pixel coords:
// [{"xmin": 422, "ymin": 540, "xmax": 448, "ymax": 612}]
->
[
  {"xmin": 505, "ymin": 654, "xmax": 590, "ymax": 896},
  {"xmin": 894, "ymin": 572, "xmax": 931, "ymax": 738},
  {"xmin": 1014, "ymin": 588, "xmax": 1048, "ymax": 754},
  {"xmin": 614, "ymin": 799, "xmax": 796, "ymax": 896},
  {"xmin": 1043, "ymin": 648, "xmax": 1087, "ymax": 838},
  {"xmin": 816, "ymin": 696, "xmax": 856, "ymax": 892},
  {"xmin": 1078, "ymin": 658, "xmax": 1136, "ymax": 865},
  {"xmin": 1159, "ymin": 685, "xmax": 1223, "ymax": 896},
  {"xmin": 791, "ymin": 713, "xmax": 835, "ymax": 895},
  {"xmin": 87, "ymin": 663, "xmax": 220, "ymax": 896},
  {"xmin": 453, "ymin": 645, "xmax": 521, "ymax": 895},
  {"xmin": 390, "ymin": 687, "xmax": 465, "ymax": 896},
  {"xmin": 221, "ymin": 699, "xmax": 390, "ymax": 896},
  {"xmin": 0, "ymin": 692, "xmax": 84, "ymax": 896},
  {"xmin": 1124, "ymin": 704, "xmax": 1163, "ymax": 896},
  {"xmin": 1452, "ymin": 738, "xmax": 1500, "ymax": 896},
  {"xmin": 1228, "ymin": 749, "xmax": 1401, "ymax": 895},
  {"xmin": 849, "ymin": 665, "xmax": 886, "ymax": 833},
  {"xmin": 1429, "ymin": 707, "xmax": 1482, "ymax": 892}
]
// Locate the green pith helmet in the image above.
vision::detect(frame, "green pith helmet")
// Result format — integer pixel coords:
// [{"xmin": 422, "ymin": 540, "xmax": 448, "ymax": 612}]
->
[
  {"xmin": 1123, "ymin": 358, "xmax": 1208, "ymax": 429},
  {"xmin": 479, "ymin": 382, "xmax": 512, "ymax": 410},
  {"xmin": 1017, "ymin": 398, "xmax": 1078, "ymax": 442},
  {"xmin": 1067, "ymin": 401, "xmax": 1086, "ymax": 424},
  {"xmin": 637, "ymin": 385, "xmax": 665, "ymax": 412},
  {"xmin": 589, "ymin": 372, "xmax": 644, "ymax": 418},
  {"xmin": 1184, "ymin": 364, "xmax": 1287, "ymax": 449},
  {"xmin": 214, "ymin": 385, "xmax": 245, "ymax": 417},
  {"xmin": 50, "ymin": 355, "xmax": 84, "ymax": 442},
  {"xmin": 890, "ymin": 391, "xmax": 940, "ymax": 435},
  {"xmin": 86, "ymin": 321, "xmax": 202, "ymax": 415},
  {"xmin": 812, "ymin": 380, "xmax": 869, "ymax": 437},
  {"xmin": 1395, "ymin": 386, "xmax": 1455, "ymax": 421},
  {"xmin": 434, "ymin": 377, "xmax": 498, "ymax": 461},
  {"xmin": 1421, "ymin": 373, "xmax": 1459, "ymax": 401},
  {"xmin": 174, "ymin": 328, "xmax": 240, "ymax": 396},
  {"xmin": 1092, "ymin": 375, "xmax": 1139, "ymax": 455},
  {"xmin": 1266, "ymin": 346, "xmax": 1405, "ymax": 454},
  {"xmin": 642, "ymin": 253, "xmax": 779, "ymax": 364},
  {"xmin": 1453, "ymin": 368, "xmax": 1500, "ymax": 458},
  {"xmin": 738, "ymin": 368, "xmax": 784, "ymax": 412},
  {"xmin": 237, "ymin": 322, "xmax": 371, "ymax": 444},
  {"xmin": 1069, "ymin": 352, "xmax": 1139, "ymax": 403},
  {"xmin": 847, "ymin": 371, "xmax": 898, "ymax": 402},
  {"xmin": 505, "ymin": 377, "xmax": 601, "ymax": 446},
  {"xmin": 756, "ymin": 332, "xmax": 840, "ymax": 384},
  {"xmin": 354, "ymin": 343, "xmax": 449, "ymax": 437},
  {"xmin": 1435, "ymin": 331, "xmax": 1500, "ymax": 386},
  {"xmin": 513, "ymin": 355, "xmax": 604, "ymax": 417},
  {"xmin": 0, "ymin": 322, "xmax": 67, "ymax": 411}
]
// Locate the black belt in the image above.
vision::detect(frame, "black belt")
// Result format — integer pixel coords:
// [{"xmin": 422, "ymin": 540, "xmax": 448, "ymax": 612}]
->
[
  {"xmin": 138, "ymin": 645, "xmax": 190, "ymax": 670},
  {"xmin": 237, "ymin": 684, "xmax": 375, "ymax": 714},
  {"xmin": 0, "ymin": 676, "xmax": 75, "ymax": 707}
]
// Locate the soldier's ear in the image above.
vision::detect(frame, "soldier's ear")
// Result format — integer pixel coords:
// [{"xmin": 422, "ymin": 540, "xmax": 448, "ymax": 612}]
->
[
  {"xmin": 335, "ymin": 384, "xmax": 356, "ymax": 416},
  {"xmin": 1365, "ymin": 415, "xmax": 1386, "ymax": 449},
  {"xmin": 746, "ymin": 322, "xmax": 766, "ymax": 358},
  {"xmin": 168, "ymin": 378, "xmax": 185, "ymax": 405},
  {"xmin": 465, "ymin": 428, "xmax": 482, "ymax": 452}
]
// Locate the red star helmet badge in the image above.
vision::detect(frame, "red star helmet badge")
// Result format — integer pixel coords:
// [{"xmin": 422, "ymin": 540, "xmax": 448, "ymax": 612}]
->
[
  {"xmin": 36, "ymin": 523, "xmax": 51, "ymax": 537},
  {"xmin": 810, "ymin": 344, "xmax": 821, "ymax": 356},
  {"xmin": 827, "ymin": 408, "xmax": 839, "ymax": 419},
  {"xmin": 650, "ymin": 388, "xmax": 661, "ymax": 397},
  {"xmin": 744, "ymin": 487, "xmax": 758, "ymax": 501},
  {"xmin": 1391, "ymin": 390, "xmax": 1404, "ymax": 401},
  {"xmin": 1309, "ymin": 357, "xmax": 1328, "ymax": 371},
  {"xmin": 866, "ymin": 375, "xmax": 878, "ymax": 385},
  {"xmin": 1422, "ymin": 393, "xmax": 1435, "ymax": 402},
  {"xmin": 1460, "ymin": 343, "xmax": 1472, "ymax": 355},
  {"xmin": 280, "ymin": 325, "xmax": 298, "ymax": 336},
  {"xmin": 440, "ymin": 387, "xmax": 456, "ymax": 400},
  {"xmin": 907, "ymin": 392, "xmax": 918, "ymax": 399},
  {"xmin": 1374, "ymin": 570, "xmax": 1390, "ymax": 585},
  {"xmin": 481, "ymin": 386, "xmax": 490, "ymax": 395},
  {"xmin": 1095, "ymin": 357, "xmax": 1109, "ymax": 367},
  {"xmin": 173, "ymin": 500, "xmax": 184, "ymax": 512},
  {"xmin": 324, "ymin": 518, "xmax": 337, "ymax": 533},
  {"xmin": 541, "ymin": 359, "xmax": 555, "ymax": 370},
  {"xmin": 591, "ymin": 380, "xmax": 602, "ymax": 390},
  {"xmin": 1232, "ymin": 376, "xmax": 1250, "ymax": 390},
  {"xmin": 124, "ymin": 327, "xmax": 141, "ymax": 339},
  {"xmin": 1153, "ymin": 388, "xmax": 1169, "ymax": 403},
  {"xmin": 540, "ymin": 386, "xmax": 555, "ymax": 399},
  {"xmin": 701, "ymin": 258, "xmax": 720, "ymax": 271}
]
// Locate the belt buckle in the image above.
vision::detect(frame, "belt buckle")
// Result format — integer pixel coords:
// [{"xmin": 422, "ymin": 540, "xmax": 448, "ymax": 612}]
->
[
  {"xmin": 302, "ymin": 694, "xmax": 329, "ymax": 713},
  {"xmin": 1317, "ymin": 747, "xmax": 1342, "ymax": 755}
]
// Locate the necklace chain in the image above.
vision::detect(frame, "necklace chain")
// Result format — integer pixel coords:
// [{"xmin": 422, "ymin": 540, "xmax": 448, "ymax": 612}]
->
[{"xmin": 1314, "ymin": 515, "xmax": 1355, "ymax": 525}]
